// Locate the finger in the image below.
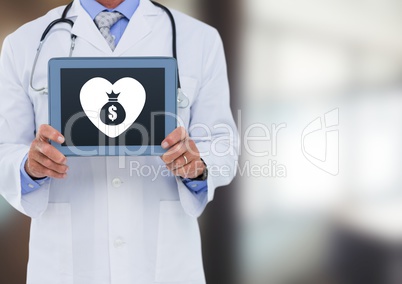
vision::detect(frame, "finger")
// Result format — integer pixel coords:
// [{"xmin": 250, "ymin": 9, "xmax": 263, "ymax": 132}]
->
[
  {"xmin": 35, "ymin": 140, "xmax": 67, "ymax": 165},
  {"xmin": 182, "ymin": 139, "xmax": 200, "ymax": 158},
  {"xmin": 28, "ymin": 149, "xmax": 69, "ymax": 175},
  {"xmin": 161, "ymin": 138, "xmax": 201, "ymax": 165},
  {"xmin": 32, "ymin": 152, "xmax": 69, "ymax": 174},
  {"xmin": 166, "ymin": 152, "xmax": 197, "ymax": 171},
  {"xmin": 27, "ymin": 159, "xmax": 67, "ymax": 179},
  {"xmin": 161, "ymin": 127, "xmax": 188, "ymax": 149},
  {"xmin": 161, "ymin": 140, "xmax": 187, "ymax": 164},
  {"xmin": 36, "ymin": 124, "xmax": 65, "ymax": 144},
  {"xmin": 172, "ymin": 160, "xmax": 205, "ymax": 179}
]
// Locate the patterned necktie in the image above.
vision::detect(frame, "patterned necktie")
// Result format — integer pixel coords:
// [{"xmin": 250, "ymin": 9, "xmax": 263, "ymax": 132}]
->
[{"xmin": 94, "ymin": 11, "xmax": 124, "ymax": 51}]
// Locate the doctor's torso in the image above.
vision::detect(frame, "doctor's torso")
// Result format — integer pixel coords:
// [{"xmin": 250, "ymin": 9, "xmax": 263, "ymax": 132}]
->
[{"xmin": 2, "ymin": 1, "xmax": 221, "ymax": 283}]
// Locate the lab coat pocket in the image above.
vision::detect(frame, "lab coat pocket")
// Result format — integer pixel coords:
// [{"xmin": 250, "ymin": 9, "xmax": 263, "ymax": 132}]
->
[
  {"xmin": 29, "ymin": 203, "xmax": 73, "ymax": 284},
  {"xmin": 155, "ymin": 201, "xmax": 204, "ymax": 283}
]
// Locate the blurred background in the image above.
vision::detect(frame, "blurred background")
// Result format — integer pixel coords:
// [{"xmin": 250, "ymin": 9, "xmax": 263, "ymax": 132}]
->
[{"xmin": 2, "ymin": 0, "xmax": 402, "ymax": 283}]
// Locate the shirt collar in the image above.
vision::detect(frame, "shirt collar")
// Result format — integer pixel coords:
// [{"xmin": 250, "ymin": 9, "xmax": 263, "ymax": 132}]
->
[{"xmin": 80, "ymin": 0, "xmax": 140, "ymax": 20}]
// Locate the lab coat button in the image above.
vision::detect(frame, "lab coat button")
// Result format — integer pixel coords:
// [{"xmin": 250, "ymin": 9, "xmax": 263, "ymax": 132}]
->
[
  {"xmin": 112, "ymin": 178, "xmax": 122, "ymax": 188},
  {"xmin": 114, "ymin": 238, "xmax": 126, "ymax": 248}
]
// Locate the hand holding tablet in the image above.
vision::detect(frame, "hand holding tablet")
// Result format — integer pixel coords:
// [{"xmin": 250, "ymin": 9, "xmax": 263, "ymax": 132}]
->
[{"xmin": 24, "ymin": 124, "xmax": 68, "ymax": 179}]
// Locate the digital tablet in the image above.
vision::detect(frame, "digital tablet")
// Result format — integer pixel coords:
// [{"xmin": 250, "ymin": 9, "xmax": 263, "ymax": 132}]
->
[{"xmin": 48, "ymin": 57, "xmax": 177, "ymax": 156}]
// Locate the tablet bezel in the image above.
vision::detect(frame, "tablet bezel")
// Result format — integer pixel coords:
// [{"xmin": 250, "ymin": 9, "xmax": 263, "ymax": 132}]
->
[{"xmin": 48, "ymin": 57, "xmax": 177, "ymax": 156}]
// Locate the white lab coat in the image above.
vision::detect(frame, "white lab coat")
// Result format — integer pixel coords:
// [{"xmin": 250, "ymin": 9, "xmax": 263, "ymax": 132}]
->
[{"xmin": 0, "ymin": 0, "xmax": 238, "ymax": 283}]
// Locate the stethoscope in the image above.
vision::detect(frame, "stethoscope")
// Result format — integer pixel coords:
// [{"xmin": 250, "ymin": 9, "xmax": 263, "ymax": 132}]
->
[{"xmin": 30, "ymin": 0, "xmax": 190, "ymax": 108}]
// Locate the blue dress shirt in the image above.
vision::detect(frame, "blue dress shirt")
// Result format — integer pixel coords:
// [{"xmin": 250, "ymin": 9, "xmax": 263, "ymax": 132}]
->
[
  {"xmin": 20, "ymin": 0, "xmax": 207, "ymax": 195},
  {"xmin": 80, "ymin": 0, "xmax": 139, "ymax": 46}
]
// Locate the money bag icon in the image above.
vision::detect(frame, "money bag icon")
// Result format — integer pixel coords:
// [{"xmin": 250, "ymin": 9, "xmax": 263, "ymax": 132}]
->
[{"xmin": 100, "ymin": 91, "xmax": 126, "ymax": 126}]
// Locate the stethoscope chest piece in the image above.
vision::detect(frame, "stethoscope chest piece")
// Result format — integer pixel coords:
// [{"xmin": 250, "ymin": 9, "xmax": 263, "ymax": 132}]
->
[{"xmin": 177, "ymin": 88, "xmax": 189, "ymax": 109}]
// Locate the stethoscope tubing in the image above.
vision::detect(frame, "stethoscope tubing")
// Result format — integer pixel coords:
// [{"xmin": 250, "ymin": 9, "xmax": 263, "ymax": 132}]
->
[{"xmin": 30, "ymin": 1, "xmax": 189, "ymax": 108}]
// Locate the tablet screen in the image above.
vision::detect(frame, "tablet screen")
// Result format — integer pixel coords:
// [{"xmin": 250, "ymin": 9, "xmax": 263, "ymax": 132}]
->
[{"xmin": 60, "ymin": 68, "xmax": 165, "ymax": 146}]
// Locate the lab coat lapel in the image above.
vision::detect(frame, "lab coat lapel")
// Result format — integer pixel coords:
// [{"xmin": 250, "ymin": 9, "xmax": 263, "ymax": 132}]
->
[
  {"xmin": 113, "ymin": 0, "xmax": 161, "ymax": 55},
  {"xmin": 68, "ymin": 0, "xmax": 114, "ymax": 54}
]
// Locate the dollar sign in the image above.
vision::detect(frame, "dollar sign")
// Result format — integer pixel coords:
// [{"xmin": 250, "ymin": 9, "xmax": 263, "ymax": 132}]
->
[{"xmin": 108, "ymin": 105, "xmax": 118, "ymax": 122}]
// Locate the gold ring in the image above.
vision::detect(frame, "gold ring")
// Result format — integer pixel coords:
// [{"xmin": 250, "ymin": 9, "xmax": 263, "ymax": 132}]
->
[{"xmin": 183, "ymin": 155, "xmax": 188, "ymax": 165}]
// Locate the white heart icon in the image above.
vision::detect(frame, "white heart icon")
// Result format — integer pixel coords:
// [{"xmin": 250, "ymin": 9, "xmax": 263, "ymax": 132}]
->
[{"xmin": 80, "ymin": 77, "xmax": 146, "ymax": 138}]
